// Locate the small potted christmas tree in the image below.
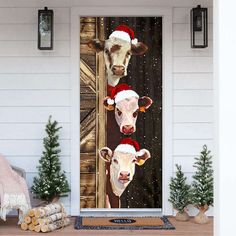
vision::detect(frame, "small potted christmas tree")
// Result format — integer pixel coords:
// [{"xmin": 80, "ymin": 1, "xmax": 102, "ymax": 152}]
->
[
  {"xmin": 191, "ymin": 145, "xmax": 213, "ymax": 224},
  {"xmin": 31, "ymin": 116, "xmax": 70, "ymax": 203},
  {"xmin": 169, "ymin": 164, "xmax": 191, "ymax": 221}
]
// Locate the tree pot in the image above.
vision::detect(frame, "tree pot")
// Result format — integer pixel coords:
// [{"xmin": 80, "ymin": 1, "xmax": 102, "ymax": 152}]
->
[
  {"xmin": 194, "ymin": 205, "xmax": 209, "ymax": 224},
  {"xmin": 51, "ymin": 196, "xmax": 60, "ymax": 203},
  {"xmin": 175, "ymin": 211, "xmax": 190, "ymax": 222}
]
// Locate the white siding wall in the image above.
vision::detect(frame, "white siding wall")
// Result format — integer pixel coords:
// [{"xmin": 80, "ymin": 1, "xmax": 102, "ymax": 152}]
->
[
  {"xmin": 0, "ymin": 6, "xmax": 71, "ymax": 213},
  {"xmin": 0, "ymin": 0, "xmax": 213, "ymax": 215},
  {"xmin": 173, "ymin": 6, "xmax": 213, "ymax": 215}
]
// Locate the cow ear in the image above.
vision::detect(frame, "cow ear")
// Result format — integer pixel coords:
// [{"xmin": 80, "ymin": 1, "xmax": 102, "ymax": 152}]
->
[
  {"xmin": 87, "ymin": 39, "xmax": 105, "ymax": 53},
  {"xmin": 103, "ymin": 96, "xmax": 115, "ymax": 111},
  {"xmin": 131, "ymin": 42, "xmax": 148, "ymax": 55},
  {"xmin": 135, "ymin": 149, "xmax": 151, "ymax": 166},
  {"xmin": 139, "ymin": 96, "xmax": 153, "ymax": 112},
  {"xmin": 99, "ymin": 147, "xmax": 113, "ymax": 162}
]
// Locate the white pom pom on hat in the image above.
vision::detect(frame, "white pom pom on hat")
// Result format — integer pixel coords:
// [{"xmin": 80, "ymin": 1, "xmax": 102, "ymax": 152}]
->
[{"xmin": 107, "ymin": 98, "xmax": 115, "ymax": 105}]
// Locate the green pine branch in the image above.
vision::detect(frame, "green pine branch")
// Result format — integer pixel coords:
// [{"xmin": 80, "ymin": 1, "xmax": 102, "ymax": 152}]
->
[
  {"xmin": 31, "ymin": 116, "xmax": 70, "ymax": 202},
  {"xmin": 191, "ymin": 145, "xmax": 214, "ymax": 208},
  {"xmin": 169, "ymin": 164, "xmax": 191, "ymax": 213}
]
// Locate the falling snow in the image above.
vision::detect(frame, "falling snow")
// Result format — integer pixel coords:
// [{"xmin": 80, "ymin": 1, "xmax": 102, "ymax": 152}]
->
[{"xmin": 105, "ymin": 17, "xmax": 162, "ymax": 209}]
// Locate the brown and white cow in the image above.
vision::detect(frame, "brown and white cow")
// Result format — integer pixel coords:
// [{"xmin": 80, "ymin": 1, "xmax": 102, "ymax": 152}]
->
[
  {"xmin": 103, "ymin": 83, "xmax": 153, "ymax": 135},
  {"xmin": 88, "ymin": 24, "xmax": 148, "ymax": 87},
  {"xmin": 99, "ymin": 138, "xmax": 151, "ymax": 208}
]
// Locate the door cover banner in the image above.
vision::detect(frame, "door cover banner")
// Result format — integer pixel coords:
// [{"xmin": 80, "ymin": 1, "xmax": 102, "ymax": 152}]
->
[{"xmin": 80, "ymin": 17, "xmax": 162, "ymax": 209}]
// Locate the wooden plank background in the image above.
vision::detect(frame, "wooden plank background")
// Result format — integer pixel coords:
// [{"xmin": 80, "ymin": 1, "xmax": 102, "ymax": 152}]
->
[{"xmin": 80, "ymin": 17, "xmax": 97, "ymax": 208}]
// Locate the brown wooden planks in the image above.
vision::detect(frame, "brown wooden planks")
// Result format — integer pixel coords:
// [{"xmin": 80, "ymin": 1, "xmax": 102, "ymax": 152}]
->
[
  {"xmin": 80, "ymin": 59, "xmax": 96, "ymax": 92},
  {"xmin": 80, "ymin": 17, "xmax": 97, "ymax": 208},
  {"xmin": 80, "ymin": 196, "xmax": 96, "ymax": 208},
  {"xmin": 80, "ymin": 173, "xmax": 96, "ymax": 196},
  {"xmin": 80, "ymin": 153, "xmax": 96, "ymax": 173}
]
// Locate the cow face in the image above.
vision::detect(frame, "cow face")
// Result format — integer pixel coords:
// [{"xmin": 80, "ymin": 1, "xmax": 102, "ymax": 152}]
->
[
  {"xmin": 88, "ymin": 38, "xmax": 148, "ymax": 86},
  {"xmin": 104, "ymin": 96, "xmax": 153, "ymax": 135},
  {"xmin": 99, "ymin": 147, "xmax": 151, "ymax": 197}
]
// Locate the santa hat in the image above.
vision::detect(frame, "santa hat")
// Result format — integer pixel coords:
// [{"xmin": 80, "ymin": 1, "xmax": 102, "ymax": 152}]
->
[
  {"xmin": 115, "ymin": 138, "xmax": 144, "ymax": 156},
  {"xmin": 107, "ymin": 83, "xmax": 139, "ymax": 105},
  {"xmin": 109, "ymin": 24, "xmax": 138, "ymax": 45},
  {"xmin": 107, "ymin": 84, "xmax": 115, "ymax": 96}
]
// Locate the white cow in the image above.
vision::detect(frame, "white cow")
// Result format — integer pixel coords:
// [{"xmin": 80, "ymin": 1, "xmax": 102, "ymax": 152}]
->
[
  {"xmin": 99, "ymin": 138, "xmax": 151, "ymax": 208},
  {"xmin": 88, "ymin": 24, "xmax": 148, "ymax": 87},
  {"xmin": 103, "ymin": 83, "xmax": 153, "ymax": 135}
]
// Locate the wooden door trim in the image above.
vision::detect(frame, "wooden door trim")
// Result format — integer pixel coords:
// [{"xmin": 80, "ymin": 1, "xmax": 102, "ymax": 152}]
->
[
  {"xmin": 95, "ymin": 17, "xmax": 107, "ymax": 208},
  {"xmin": 71, "ymin": 7, "xmax": 173, "ymax": 216}
]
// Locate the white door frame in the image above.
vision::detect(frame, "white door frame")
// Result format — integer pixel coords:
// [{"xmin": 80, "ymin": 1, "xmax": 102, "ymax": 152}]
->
[{"xmin": 70, "ymin": 7, "xmax": 173, "ymax": 216}]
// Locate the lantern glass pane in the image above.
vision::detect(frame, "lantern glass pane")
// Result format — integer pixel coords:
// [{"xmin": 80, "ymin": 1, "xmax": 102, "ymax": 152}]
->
[
  {"xmin": 39, "ymin": 13, "xmax": 52, "ymax": 48},
  {"xmin": 194, "ymin": 14, "xmax": 205, "ymax": 46}
]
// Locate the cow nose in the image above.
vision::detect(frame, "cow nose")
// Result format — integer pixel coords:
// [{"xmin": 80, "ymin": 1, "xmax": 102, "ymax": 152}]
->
[
  {"xmin": 112, "ymin": 65, "xmax": 125, "ymax": 76},
  {"xmin": 122, "ymin": 125, "xmax": 134, "ymax": 134},
  {"xmin": 120, "ymin": 171, "xmax": 130, "ymax": 179}
]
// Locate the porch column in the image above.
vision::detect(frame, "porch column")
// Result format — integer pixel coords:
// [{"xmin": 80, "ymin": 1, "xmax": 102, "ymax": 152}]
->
[{"xmin": 216, "ymin": 0, "xmax": 236, "ymax": 235}]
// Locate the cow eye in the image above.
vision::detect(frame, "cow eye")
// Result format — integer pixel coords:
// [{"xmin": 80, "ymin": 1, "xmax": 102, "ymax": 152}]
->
[
  {"xmin": 113, "ymin": 159, "xmax": 118, "ymax": 164},
  {"xmin": 133, "ymin": 110, "xmax": 139, "ymax": 118},
  {"xmin": 132, "ymin": 159, "xmax": 136, "ymax": 163},
  {"xmin": 117, "ymin": 108, "xmax": 122, "ymax": 116},
  {"xmin": 127, "ymin": 51, "xmax": 131, "ymax": 56},
  {"xmin": 105, "ymin": 49, "xmax": 109, "ymax": 54}
]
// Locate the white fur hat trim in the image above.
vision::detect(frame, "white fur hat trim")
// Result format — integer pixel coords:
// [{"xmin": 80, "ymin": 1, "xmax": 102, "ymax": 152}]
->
[
  {"xmin": 115, "ymin": 90, "xmax": 139, "ymax": 104},
  {"xmin": 136, "ymin": 149, "xmax": 145, "ymax": 156},
  {"xmin": 109, "ymin": 31, "xmax": 131, "ymax": 43},
  {"xmin": 115, "ymin": 144, "xmax": 136, "ymax": 155}
]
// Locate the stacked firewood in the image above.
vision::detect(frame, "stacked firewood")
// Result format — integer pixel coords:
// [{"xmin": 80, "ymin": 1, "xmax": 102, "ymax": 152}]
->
[{"xmin": 20, "ymin": 203, "xmax": 70, "ymax": 233}]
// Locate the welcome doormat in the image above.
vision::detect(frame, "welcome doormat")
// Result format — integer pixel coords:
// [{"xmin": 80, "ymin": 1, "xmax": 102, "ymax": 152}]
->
[{"xmin": 74, "ymin": 216, "xmax": 175, "ymax": 230}]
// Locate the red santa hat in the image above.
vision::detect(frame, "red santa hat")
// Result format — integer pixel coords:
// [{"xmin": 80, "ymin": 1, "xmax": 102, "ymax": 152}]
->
[
  {"xmin": 107, "ymin": 83, "xmax": 139, "ymax": 105},
  {"xmin": 115, "ymin": 138, "xmax": 144, "ymax": 156},
  {"xmin": 109, "ymin": 24, "xmax": 138, "ymax": 45}
]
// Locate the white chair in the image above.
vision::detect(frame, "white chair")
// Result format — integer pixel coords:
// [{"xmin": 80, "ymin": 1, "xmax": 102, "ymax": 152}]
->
[{"xmin": 11, "ymin": 166, "xmax": 26, "ymax": 179}]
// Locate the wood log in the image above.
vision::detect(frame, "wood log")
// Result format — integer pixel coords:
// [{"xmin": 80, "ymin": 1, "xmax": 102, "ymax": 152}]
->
[
  {"xmin": 24, "ymin": 215, "xmax": 31, "ymax": 224},
  {"xmin": 34, "ymin": 203, "xmax": 64, "ymax": 218},
  {"xmin": 20, "ymin": 222, "xmax": 28, "ymax": 231},
  {"xmin": 32, "ymin": 217, "xmax": 39, "ymax": 226},
  {"xmin": 34, "ymin": 208, "xmax": 44, "ymax": 218},
  {"xmin": 41, "ymin": 218, "xmax": 70, "ymax": 233},
  {"xmin": 34, "ymin": 225, "xmax": 41, "ymax": 233},
  {"xmin": 29, "ymin": 209, "xmax": 35, "ymax": 217},
  {"xmin": 28, "ymin": 223, "xmax": 35, "ymax": 231},
  {"xmin": 38, "ymin": 212, "xmax": 66, "ymax": 226}
]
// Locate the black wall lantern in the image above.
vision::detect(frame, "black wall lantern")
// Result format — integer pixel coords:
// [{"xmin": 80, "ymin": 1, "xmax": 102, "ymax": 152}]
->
[
  {"xmin": 38, "ymin": 7, "xmax": 53, "ymax": 50},
  {"xmin": 190, "ymin": 5, "xmax": 208, "ymax": 48}
]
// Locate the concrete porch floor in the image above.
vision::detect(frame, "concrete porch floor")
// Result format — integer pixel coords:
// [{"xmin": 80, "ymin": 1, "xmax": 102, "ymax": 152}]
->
[{"xmin": 0, "ymin": 217, "xmax": 213, "ymax": 236}]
